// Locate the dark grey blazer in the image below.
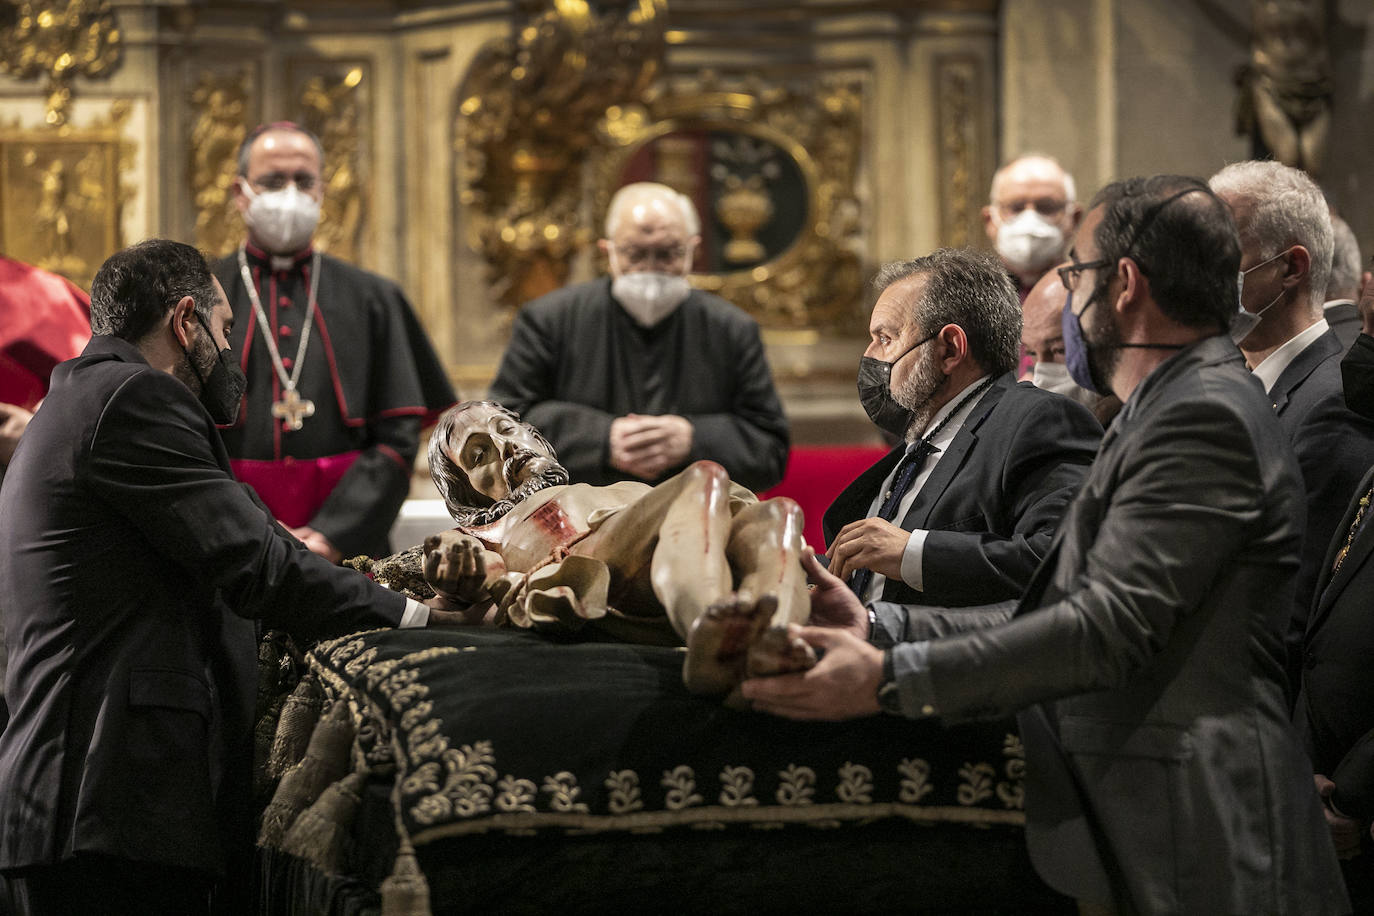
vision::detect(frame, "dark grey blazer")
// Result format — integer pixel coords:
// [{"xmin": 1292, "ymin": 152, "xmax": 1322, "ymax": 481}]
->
[
  {"xmin": 1270, "ymin": 327, "xmax": 1374, "ymax": 695},
  {"xmin": 823, "ymin": 374, "xmax": 1102, "ymax": 607},
  {"xmin": 0, "ymin": 336, "xmax": 405, "ymax": 876},
  {"xmin": 875, "ymin": 336, "xmax": 1347, "ymax": 913}
]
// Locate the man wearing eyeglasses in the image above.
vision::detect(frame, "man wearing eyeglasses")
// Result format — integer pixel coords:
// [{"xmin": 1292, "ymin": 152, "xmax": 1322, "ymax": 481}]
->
[
  {"xmin": 212, "ymin": 122, "xmax": 456, "ymax": 564},
  {"xmin": 745, "ymin": 175, "xmax": 1348, "ymax": 913},
  {"xmin": 488, "ymin": 182, "xmax": 789, "ymax": 491},
  {"xmin": 982, "ymin": 154, "xmax": 1082, "ymax": 300}
]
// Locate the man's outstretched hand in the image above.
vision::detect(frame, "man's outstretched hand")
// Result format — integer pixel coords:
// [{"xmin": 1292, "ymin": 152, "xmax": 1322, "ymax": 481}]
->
[{"xmin": 802, "ymin": 547, "xmax": 869, "ymax": 640}]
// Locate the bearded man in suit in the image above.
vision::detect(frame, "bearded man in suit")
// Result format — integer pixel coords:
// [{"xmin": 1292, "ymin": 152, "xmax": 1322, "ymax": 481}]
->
[{"xmin": 746, "ymin": 175, "xmax": 1348, "ymax": 914}]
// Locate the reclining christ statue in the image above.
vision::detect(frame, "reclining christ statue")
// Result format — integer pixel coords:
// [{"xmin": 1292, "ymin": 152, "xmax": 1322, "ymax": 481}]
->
[{"xmin": 416, "ymin": 400, "xmax": 815, "ymax": 697}]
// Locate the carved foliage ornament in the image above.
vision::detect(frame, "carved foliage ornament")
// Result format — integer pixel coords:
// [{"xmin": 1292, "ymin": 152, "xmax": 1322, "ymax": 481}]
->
[
  {"xmin": 594, "ymin": 76, "xmax": 865, "ymax": 331},
  {"xmin": 0, "ymin": 0, "xmax": 122, "ymax": 126},
  {"xmin": 457, "ymin": 0, "xmax": 667, "ymax": 312},
  {"xmin": 0, "ymin": 101, "xmax": 132, "ymax": 288},
  {"xmin": 188, "ymin": 69, "xmax": 251, "ymax": 258},
  {"xmin": 296, "ymin": 63, "xmax": 370, "ymax": 263}
]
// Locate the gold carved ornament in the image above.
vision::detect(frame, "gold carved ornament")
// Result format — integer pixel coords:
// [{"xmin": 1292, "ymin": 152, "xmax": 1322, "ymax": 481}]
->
[
  {"xmin": 592, "ymin": 76, "xmax": 865, "ymax": 331},
  {"xmin": 187, "ymin": 69, "xmax": 250, "ymax": 258},
  {"xmin": 0, "ymin": 100, "xmax": 131, "ymax": 288},
  {"xmin": 0, "ymin": 0, "xmax": 122, "ymax": 127},
  {"xmin": 298, "ymin": 65, "xmax": 368, "ymax": 263},
  {"xmin": 456, "ymin": 0, "xmax": 667, "ymax": 313}
]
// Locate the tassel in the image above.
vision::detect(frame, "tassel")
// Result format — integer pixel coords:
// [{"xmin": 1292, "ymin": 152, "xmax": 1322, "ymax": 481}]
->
[
  {"xmin": 257, "ymin": 701, "xmax": 355, "ymax": 848},
  {"xmin": 266, "ymin": 674, "xmax": 325, "ymax": 779},
  {"xmin": 280, "ymin": 771, "xmax": 366, "ymax": 875},
  {"xmin": 380, "ymin": 842, "xmax": 431, "ymax": 916}
]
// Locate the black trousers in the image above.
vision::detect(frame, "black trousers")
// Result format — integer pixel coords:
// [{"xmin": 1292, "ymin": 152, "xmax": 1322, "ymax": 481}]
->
[{"xmin": 1, "ymin": 854, "xmax": 214, "ymax": 916}]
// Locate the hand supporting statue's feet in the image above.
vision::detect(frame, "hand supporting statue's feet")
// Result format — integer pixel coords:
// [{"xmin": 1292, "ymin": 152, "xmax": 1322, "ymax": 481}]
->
[{"xmin": 745, "ymin": 626, "xmax": 817, "ymax": 678}]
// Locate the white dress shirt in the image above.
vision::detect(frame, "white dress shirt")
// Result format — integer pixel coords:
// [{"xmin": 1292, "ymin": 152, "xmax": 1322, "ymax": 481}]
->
[
  {"xmin": 1251, "ymin": 318, "xmax": 1329, "ymax": 394},
  {"xmin": 859, "ymin": 375, "xmax": 992, "ymax": 602}
]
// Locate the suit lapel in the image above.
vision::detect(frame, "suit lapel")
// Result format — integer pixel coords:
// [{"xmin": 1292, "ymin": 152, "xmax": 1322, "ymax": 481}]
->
[
  {"xmin": 899, "ymin": 378, "xmax": 1007, "ymax": 531},
  {"xmin": 821, "ymin": 445, "xmax": 904, "ymax": 547},
  {"xmin": 1269, "ymin": 329, "xmax": 1341, "ymax": 416}
]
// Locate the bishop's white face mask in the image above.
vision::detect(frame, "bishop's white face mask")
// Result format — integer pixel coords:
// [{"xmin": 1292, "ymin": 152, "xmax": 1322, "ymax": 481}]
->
[
  {"xmin": 994, "ymin": 210, "xmax": 1067, "ymax": 275},
  {"xmin": 1031, "ymin": 359, "xmax": 1099, "ymax": 407},
  {"xmin": 239, "ymin": 178, "xmax": 321, "ymax": 255}
]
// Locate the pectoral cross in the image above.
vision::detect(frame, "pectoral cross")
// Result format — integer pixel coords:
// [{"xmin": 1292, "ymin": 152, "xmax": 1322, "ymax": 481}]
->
[{"xmin": 272, "ymin": 388, "xmax": 315, "ymax": 431}]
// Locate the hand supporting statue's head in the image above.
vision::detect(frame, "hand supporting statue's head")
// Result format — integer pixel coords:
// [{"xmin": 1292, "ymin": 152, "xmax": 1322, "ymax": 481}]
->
[{"xmin": 429, "ymin": 401, "xmax": 569, "ymax": 527}]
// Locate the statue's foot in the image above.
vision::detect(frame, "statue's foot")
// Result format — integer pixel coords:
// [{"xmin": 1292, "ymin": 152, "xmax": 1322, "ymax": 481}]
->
[
  {"xmin": 745, "ymin": 626, "xmax": 817, "ymax": 678},
  {"xmin": 683, "ymin": 593, "xmax": 777, "ymax": 695}
]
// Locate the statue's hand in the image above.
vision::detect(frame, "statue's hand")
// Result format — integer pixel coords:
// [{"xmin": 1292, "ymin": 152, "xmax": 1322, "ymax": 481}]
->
[{"xmin": 423, "ymin": 530, "xmax": 491, "ymax": 603}]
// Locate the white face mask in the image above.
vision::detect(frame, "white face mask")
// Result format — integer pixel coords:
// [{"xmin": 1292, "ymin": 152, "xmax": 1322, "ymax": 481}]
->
[
  {"xmin": 611, "ymin": 272, "xmax": 691, "ymax": 327},
  {"xmin": 994, "ymin": 210, "xmax": 1066, "ymax": 276},
  {"xmin": 1230, "ymin": 251, "xmax": 1287, "ymax": 345},
  {"xmin": 1031, "ymin": 359, "xmax": 1099, "ymax": 406},
  {"xmin": 239, "ymin": 178, "xmax": 320, "ymax": 254}
]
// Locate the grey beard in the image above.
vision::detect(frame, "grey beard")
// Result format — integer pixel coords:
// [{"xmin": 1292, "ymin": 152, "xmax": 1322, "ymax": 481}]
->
[{"xmin": 448, "ymin": 459, "xmax": 570, "ymax": 528}]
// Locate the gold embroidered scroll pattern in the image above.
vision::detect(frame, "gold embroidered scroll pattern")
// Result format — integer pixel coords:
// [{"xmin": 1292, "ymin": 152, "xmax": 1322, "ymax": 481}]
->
[
  {"xmin": 496, "ymin": 775, "xmax": 538, "ymax": 813},
  {"xmin": 957, "ymin": 761, "xmax": 995, "ymax": 807},
  {"xmin": 836, "ymin": 762, "xmax": 875, "ymax": 805},
  {"xmin": 997, "ymin": 733, "xmax": 1025, "ymax": 810},
  {"xmin": 661, "ymin": 765, "xmax": 703, "ymax": 811},
  {"xmin": 776, "ymin": 764, "xmax": 816, "ymax": 806},
  {"xmin": 718, "ymin": 766, "xmax": 758, "ymax": 808},
  {"xmin": 898, "ymin": 757, "xmax": 934, "ymax": 804},
  {"xmin": 542, "ymin": 772, "xmax": 590, "ymax": 813},
  {"xmin": 605, "ymin": 769, "xmax": 643, "ymax": 815}
]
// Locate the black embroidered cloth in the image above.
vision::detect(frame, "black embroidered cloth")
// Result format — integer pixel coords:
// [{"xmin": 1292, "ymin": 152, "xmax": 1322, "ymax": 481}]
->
[{"xmin": 308, "ymin": 627, "xmax": 1028, "ymax": 845}]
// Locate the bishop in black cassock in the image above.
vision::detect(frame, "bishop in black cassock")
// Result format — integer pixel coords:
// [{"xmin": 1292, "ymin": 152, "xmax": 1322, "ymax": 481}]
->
[{"xmin": 213, "ymin": 244, "xmax": 455, "ymax": 559}]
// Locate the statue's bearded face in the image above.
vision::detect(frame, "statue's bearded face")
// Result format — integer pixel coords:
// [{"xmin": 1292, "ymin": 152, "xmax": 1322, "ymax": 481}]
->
[
  {"xmin": 434, "ymin": 403, "xmax": 570, "ymax": 527},
  {"xmin": 448, "ymin": 406, "xmax": 558, "ymax": 502}
]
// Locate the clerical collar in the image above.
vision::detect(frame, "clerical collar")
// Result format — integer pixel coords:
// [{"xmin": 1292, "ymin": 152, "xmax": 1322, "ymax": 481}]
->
[{"xmin": 243, "ymin": 241, "xmax": 314, "ymax": 273}]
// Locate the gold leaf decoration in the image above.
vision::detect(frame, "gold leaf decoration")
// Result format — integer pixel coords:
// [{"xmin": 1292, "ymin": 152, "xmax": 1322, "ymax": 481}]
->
[
  {"xmin": 957, "ymin": 761, "xmax": 995, "ymax": 807},
  {"xmin": 836, "ymin": 762, "xmax": 874, "ymax": 805},
  {"xmin": 718, "ymin": 765, "xmax": 758, "ymax": 808},
  {"xmin": 897, "ymin": 757, "xmax": 934, "ymax": 804},
  {"xmin": 775, "ymin": 764, "xmax": 816, "ymax": 806},
  {"xmin": 661, "ymin": 764, "xmax": 703, "ymax": 810},
  {"xmin": 542, "ymin": 771, "xmax": 590, "ymax": 813},
  {"xmin": 605, "ymin": 769, "xmax": 643, "ymax": 814},
  {"xmin": 0, "ymin": 0, "xmax": 122, "ymax": 126}
]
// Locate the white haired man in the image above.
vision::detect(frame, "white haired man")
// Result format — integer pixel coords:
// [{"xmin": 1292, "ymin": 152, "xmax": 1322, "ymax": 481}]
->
[
  {"xmin": 489, "ymin": 181, "xmax": 789, "ymax": 491},
  {"xmin": 1209, "ymin": 160, "xmax": 1374, "ymax": 702},
  {"xmin": 982, "ymin": 154, "xmax": 1082, "ymax": 300}
]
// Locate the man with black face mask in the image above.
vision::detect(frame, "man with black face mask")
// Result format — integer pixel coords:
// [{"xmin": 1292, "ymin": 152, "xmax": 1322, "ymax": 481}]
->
[
  {"xmin": 824, "ymin": 247, "xmax": 1101, "ymax": 609},
  {"xmin": 0, "ymin": 240, "xmax": 462, "ymax": 914}
]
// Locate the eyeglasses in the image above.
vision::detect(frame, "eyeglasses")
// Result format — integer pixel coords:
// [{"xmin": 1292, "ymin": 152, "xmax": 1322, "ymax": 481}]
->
[
  {"xmin": 250, "ymin": 171, "xmax": 319, "ymax": 193},
  {"xmin": 1057, "ymin": 258, "xmax": 1112, "ymax": 293},
  {"xmin": 611, "ymin": 243, "xmax": 691, "ymax": 270},
  {"xmin": 995, "ymin": 198, "xmax": 1068, "ymax": 220}
]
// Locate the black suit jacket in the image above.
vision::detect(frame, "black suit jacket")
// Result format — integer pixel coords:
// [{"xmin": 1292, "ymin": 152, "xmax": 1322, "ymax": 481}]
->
[
  {"xmin": 876, "ymin": 336, "xmax": 1346, "ymax": 913},
  {"xmin": 1295, "ymin": 461, "xmax": 1374, "ymax": 818},
  {"xmin": 822, "ymin": 374, "xmax": 1101, "ymax": 606},
  {"xmin": 1271, "ymin": 327, "xmax": 1374, "ymax": 693},
  {"xmin": 0, "ymin": 336, "xmax": 405, "ymax": 876}
]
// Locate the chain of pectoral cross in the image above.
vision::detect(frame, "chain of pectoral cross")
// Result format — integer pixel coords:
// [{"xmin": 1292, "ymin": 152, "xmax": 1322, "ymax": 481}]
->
[{"xmin": 237, "ymin": 247, "xmax": 322, "ymax": 431}]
